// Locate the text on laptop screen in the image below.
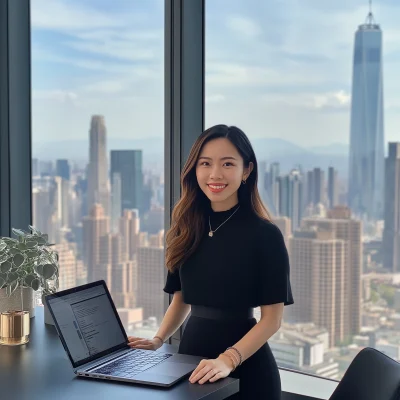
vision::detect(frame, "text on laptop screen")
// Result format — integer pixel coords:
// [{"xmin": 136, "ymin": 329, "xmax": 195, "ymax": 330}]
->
[{"xmin": 48, "ymin": 285, "xmax": 126, "ymax": 363}]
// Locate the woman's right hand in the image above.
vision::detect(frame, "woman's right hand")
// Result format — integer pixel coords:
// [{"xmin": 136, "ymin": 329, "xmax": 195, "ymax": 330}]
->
[{"xmin": 127, "ymin": 336, "xmax": 163, "ymax": 351}]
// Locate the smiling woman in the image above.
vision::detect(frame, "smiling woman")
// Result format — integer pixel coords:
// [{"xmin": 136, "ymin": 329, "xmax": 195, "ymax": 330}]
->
[
  {"xmin": 31, "ymin": 0, "xmax": 165, "ymax": 338},
  {"xmin": 153, "ymin": 124, "xmax": 294, "ymax": 399}
]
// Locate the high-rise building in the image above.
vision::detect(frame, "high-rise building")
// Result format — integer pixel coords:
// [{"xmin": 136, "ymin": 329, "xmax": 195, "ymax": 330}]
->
[
  {"xmin": 119, "ymin": 209, "xmax": 140, "ymax": 260},
  {"xmin": 96, "ymin": 233, "xmax": 136, "ymax": 309},
  {"xmin": 328, "ymin": 167, "xmax": 339, "ymax": 209},
  {"xmin": 276, "ymin": 169, "xmax": 304, "ymax": 232},
  {"xmin": 383, "ymin": 143, "xmax": 400, "ymax": 272},
  {"xmin": 303, "ymin": 207, "xmax": 362, "ymax": 337},
  {"xmin": 32, "ymin": 158, "xmax": 39, "ymax": 177},
  {"xmin": 110, "ymin": 150, "xmax": 143, "ymax": 214},
  {"xmin": 287, "ymin": 228, "xmax": 346, "ymax": 347},
  {"xmin": 56, "ymin": 159, "xmax": 70, "ymax": 181},
  {"xmin": 87, "ymin": 115, "xmax": 110, "ymax": 216},
  {"xmin": 82, "ymin": 204, "xmax": 109, "ymax": 283},
  {"xmin": 136, "ymin": 231, "xmax": 165, "ymax": 324},
  {"xmin": 348, "ymin": 6, "xmax": 384, "ymax": 220},
  {"xmin": 32, "ymin": 188, "xmax": 51, "ymax": 234},
  {"xmin": 56, "ymin": 243, "xmax": 77, "ymax": 291},
  {"xmin": 307, "ymin": 168, "xmax": 325, "ymax": 207},
  {"xmin": 111, "ymin": 172, "xmax": 122, "ymax": 233},
  {"xmin": 265, "ymin": 162, "xmax": 280, "ymax": 215}
]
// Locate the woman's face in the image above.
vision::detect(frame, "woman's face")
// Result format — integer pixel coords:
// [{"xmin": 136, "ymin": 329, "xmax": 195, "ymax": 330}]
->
[{"xmin": 196, "ymin": 138, "xmax": 253, "ymax": 211}]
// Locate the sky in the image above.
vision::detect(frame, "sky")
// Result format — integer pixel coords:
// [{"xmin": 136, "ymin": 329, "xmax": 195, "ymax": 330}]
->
[{"xmin": 31, "ymin": 0, "xmax": 400, "ymax": 148}]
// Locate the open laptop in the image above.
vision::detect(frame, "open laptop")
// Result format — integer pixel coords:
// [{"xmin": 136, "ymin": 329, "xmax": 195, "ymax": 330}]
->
[{"xmin": 45, "ymin": 280, "xmax": 203, "ymax": 387}]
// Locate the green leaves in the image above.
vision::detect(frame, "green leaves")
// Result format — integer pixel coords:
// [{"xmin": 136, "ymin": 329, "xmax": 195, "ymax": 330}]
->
[
  {"xmin": 39, "ymin": 264, "xmax": 56, "ymax": 280},
  {"xmin": 24, "ymin": 274, "xmax": 40, "ymax": 291},
  {"xmin": 13, "ymin": 253, "xmax": 26, "ymax": 268},
  {"xmin": 30, "ymin": 279, "xmax": 40, "ymax": 291},
  {"xmin": 0, "ymin": 260, "xmax": 12, "ymax": 273},
  {"xmin": 0, "ymin": 226, "xmax": 59, "ymax": 297},
  {"xmin": 0, "ymin": 240, "xmax": 6, "ymax": 252}
]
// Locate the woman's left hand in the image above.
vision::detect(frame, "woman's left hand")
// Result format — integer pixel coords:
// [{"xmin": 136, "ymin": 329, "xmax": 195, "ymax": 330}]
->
[{"xmin": 189, "ymin": 355, "xmax": 234, "ymax": 384}]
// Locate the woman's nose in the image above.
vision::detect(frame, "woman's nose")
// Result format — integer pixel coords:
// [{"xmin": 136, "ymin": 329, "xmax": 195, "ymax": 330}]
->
[{"xmin": 209, "ymin": 166, "xmax": 223, "ymax": 179}]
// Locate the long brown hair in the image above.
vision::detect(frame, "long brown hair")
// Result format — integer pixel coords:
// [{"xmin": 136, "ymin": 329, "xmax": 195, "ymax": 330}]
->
[{"xmin": 165, "ymin": 125, "xmax": 272, "ymax": 272}]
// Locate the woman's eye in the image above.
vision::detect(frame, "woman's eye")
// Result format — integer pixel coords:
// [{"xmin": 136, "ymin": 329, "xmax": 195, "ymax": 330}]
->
[
  {"xmin": 223, "ymin": 162, "xmax": 233, "ymax": 167},
  {"xmin": 199, "ymin": 162, "xmax": 209, "ymax": 166}
]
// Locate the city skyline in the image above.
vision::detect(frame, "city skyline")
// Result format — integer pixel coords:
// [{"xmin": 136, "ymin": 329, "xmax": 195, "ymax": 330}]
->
[{"xmin": 31, "ymin": 0, "xmax": 400, "ymax": 147}]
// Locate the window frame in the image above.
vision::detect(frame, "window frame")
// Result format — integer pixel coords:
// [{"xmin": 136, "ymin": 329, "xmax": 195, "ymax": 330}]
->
[{"xmin": 0, "ymin": 0, "xmax": 32, "ymax": 237}]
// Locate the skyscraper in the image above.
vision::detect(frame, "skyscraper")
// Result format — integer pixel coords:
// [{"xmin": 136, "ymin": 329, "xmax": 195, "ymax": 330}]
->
[
  {"xmin": 287, "ymin": 228, "xmax": 346, "ymax": 347},
  {"xmin": 82, "ymin": 204, "xmax": 109, "ymax": 283},
  {"xmin": 307, "ymin": 168, "xmax": 326, "ymax": 207},
  {"xmin": 87, "ymin": 115, "xmax": 110, "ymax": 216},
  {"xmin": 111, "ymin": 172, "xmax": 122, "ymax": 233},
  {"xmin": 276, "ymin": 169, "xmax": 304, "ymax": 232},
  {"xmin": 383, "ymin": 143, "xmax": 400, "ymax": 272},
  {"xmin": 328, "ymin": 167, "xmax": 339, "ymax": 209},
  {"xmin": 348, "ymin": 4, "xmax": 384, "ymax": 220},
  {"xmin": 303, "ymin": 207, "xmax": 362, "ymax": 337},
  {"xmin": 110, "ymin": 150, "xmax": 143, "ymax": 214},
  {"xmin": 266, "ymin": 162, "xmax": 280, "ymax": 215},
  {"xmin": 56, "ymin": 159, "xmax": 70, "ymax": 181},
  {"xmin": 137, "ymin": 231, "xmax": 165, "ymax": 324}
]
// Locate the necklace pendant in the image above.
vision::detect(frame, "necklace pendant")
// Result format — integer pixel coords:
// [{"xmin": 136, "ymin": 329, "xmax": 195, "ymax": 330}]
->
[{"xmin": 208, "ymin": 231, "xmax": 214, "ymax": 237}]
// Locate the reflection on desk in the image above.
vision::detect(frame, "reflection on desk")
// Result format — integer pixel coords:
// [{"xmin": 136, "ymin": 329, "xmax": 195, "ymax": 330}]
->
[{"xmin": 0, "ymin": 306, "xmax": 239, "ymax": 400}]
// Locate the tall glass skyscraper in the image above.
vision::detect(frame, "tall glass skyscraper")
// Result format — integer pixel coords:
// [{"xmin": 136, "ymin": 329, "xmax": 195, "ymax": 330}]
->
[{"xmin": 348, "ymin": 7, "xmax": 384, "ymax": 220}]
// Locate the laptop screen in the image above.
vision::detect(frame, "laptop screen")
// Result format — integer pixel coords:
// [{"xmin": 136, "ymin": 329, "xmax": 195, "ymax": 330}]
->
[{"xmin": 46, "ymin": 281, "xmax": 128, "ymax": 369}]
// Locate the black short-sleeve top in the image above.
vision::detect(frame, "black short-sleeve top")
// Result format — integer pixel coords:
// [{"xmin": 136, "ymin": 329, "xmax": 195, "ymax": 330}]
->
[{"xmin": 163, "ymin": 203, "xmax": 294, "ymax": 308}]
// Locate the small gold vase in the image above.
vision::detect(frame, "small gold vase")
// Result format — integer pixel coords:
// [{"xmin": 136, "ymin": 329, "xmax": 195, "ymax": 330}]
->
[{"xmin": 0, "ymin": 310, "xmax": 30, "ymax": 346}]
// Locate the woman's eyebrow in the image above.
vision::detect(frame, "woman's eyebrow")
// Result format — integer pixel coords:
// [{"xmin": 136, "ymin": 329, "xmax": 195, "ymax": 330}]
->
[{"xmin": 198, "ymin": 156, "xmax": 237, "ymax": 161}]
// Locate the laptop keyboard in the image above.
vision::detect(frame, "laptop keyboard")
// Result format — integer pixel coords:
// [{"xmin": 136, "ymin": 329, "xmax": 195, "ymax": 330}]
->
[{"xmin": 93, "ymin": 349, "xmax": 173, "ymax": 378}]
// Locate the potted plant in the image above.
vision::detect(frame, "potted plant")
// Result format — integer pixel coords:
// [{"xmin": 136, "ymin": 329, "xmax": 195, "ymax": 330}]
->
[{"xmin": 0, "ymin": 226, "xmax": 59, "ymax": 325}]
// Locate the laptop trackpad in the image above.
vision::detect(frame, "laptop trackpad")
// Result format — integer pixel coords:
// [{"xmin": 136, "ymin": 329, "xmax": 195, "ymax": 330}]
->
[{"xmin": 146, "ymin": 361, "xmax": 196, "ymax": 377}]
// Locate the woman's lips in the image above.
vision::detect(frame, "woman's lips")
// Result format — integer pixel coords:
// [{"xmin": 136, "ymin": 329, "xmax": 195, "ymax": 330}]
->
[{"xmin": 207, "ymin": 184, "xmax": 227, "ymax": 193}]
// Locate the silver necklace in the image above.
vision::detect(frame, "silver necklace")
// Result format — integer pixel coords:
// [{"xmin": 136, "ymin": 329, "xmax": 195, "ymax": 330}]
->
[{"xmin": 208, "ymin": 205, "xmax": 240, "ymax": 237}]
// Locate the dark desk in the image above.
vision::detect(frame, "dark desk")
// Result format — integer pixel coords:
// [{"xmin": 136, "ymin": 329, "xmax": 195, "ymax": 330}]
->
[{"xmin": 0, "ymin": 307, "xmax": 239, "ymax": 400}]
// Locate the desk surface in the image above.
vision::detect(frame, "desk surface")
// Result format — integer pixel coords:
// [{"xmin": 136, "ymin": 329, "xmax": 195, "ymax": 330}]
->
[{"xmin": 0, "ymin": 307, "xmax": 239, "ymax": 400}]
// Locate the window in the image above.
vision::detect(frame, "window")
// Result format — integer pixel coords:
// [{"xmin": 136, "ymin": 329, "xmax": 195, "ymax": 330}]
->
[
  {"xmin": 31, "ymin": 0, "xmax": 165, "ymax": 338},
  {"xmin": 206, "ymin": 0, "xmax": 400, "ymax": 380}
]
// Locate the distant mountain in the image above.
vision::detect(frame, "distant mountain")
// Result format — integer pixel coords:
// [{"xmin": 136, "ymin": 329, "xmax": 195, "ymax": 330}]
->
[
  {"xmin": 32, "ymin": 137, "xmax": 349, "ymax": 177},
  {"xmin": 309, "ymin": 143, "xmax": 349, "ymax": 155},
  {"xmin": 33, "ymin": 137, "xmax": 163, "ymax": 162}
]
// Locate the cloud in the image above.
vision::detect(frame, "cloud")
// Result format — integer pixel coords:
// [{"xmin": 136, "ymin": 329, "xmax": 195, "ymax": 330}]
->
[
  {"xmin": 31, "ymin": 0, "xmax": 122, "ymax": 31},
  {"xmin": 225, "ymin": 16, "xmax": 262, "ymax": 38},
  {"xmin": 258, "ymin": 90, "xmax": 351, "ymax": 113},
  {"xmin": 313, "ymin": 90, "xmax": 351, "ymax": 110},
  {"xmin": 33, "ymin": 90, "xmax": 78, "ymax": 102},
  {"xmin": 205, "ymin": 94, "xmax": 226, "ymax": 104},
  {"xmin": 63, "ymin": 39, "xmax": 160, "ymax": 63},
  {"xmin": 206, "ymin": 62, "xmax": 331, "ymax": 88}
]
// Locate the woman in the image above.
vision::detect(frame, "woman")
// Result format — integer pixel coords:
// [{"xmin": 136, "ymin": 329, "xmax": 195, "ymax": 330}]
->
[{"xmin": 128, "ymin": 125, "xmax": 294, "ymax": 399}]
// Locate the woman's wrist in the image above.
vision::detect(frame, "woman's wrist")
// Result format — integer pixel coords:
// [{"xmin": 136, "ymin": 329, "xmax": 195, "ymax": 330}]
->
[
  {"xmin": 219, "ymin": 353, "xmax": 237, "ymax": 372},
  {"xmin": 153, "ymin": 336, "xmax": 164, "ymax": 347}
]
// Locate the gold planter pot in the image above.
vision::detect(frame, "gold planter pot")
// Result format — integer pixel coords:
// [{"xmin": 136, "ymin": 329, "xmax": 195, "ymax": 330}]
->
[{"xmin": 0, "ymin": 310, "xmax": 30, "ymax": 346}]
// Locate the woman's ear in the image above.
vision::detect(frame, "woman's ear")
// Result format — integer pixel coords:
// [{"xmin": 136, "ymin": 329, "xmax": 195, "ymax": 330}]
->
[{"xmin": 243, "ymin": 162, "xmax": 254, "ymax": 181}]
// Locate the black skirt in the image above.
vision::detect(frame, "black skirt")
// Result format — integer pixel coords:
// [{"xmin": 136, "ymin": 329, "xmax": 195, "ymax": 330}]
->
[{"xmin": 178, "ymin": 316, "xmax": 281, "ymax": 400}]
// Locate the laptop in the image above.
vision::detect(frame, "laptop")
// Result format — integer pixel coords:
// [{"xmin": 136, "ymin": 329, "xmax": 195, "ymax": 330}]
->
[{"xmin": 45, "ymin": 280, "xmax": 203, "ymax": 387}]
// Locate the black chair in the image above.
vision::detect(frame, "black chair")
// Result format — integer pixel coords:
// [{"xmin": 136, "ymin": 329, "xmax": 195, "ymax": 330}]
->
[{"xmin": 329, "ymin": 347, "xmax": 400, "ymax": 400}]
